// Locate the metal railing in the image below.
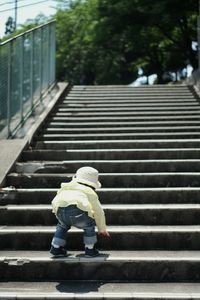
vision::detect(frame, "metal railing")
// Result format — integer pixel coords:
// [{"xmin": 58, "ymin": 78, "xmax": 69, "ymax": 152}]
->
[{"xmin": 0, "ymin": 20, "xmax": 56, "ymax": 138}]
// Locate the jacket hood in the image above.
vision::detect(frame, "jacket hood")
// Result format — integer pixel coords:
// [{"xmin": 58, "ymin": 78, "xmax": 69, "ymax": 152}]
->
[{"xmin": 59, "ymin": 179, "xmax": 96, "ymax": 195}]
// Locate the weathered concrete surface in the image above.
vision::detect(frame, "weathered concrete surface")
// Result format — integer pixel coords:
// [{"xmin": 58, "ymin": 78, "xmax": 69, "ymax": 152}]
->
[
  {"xmin": 2, "ymin": 187, "xmax": 200, "ymax": 206},
  {"xmin": 0, "ymin": 139, "xmax": 28, "ymax": 187},
  {"xmin": 2, "ymin": 225, "xmax": 200, "ymax": 250},
  {"xmin": 2, "ymin": 84, "xmax": 200, "ymax": 298},
  {"xmin": 1, "ymin": 250, "xmax": 200, "ymax": 282},
  {"xmin": 2, "ymin": 204, "xmax": 200, "ymax": 226},
  {"xmin": 1, "ymin": 281, "xmax": 200, "ymax": 298}
]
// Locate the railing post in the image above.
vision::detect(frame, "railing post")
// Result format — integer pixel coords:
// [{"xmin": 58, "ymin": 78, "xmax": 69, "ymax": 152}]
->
[
  {"xmin": 7, "ymin": 42, "xmax": 12, "ymax": 138},
  {"xmin": 198, "ymin": 0, "xmax": 200, "ymax": 70},
  {"xmin": 19, "ymin": 36, "xmax": 24, "ymax": 126},
  {"xmin": 47, "ymin": 24, "xmax": 51, "ymax": 89},
  {"xmin": 30, "ymin": 31, "xmax": 34, "ymax": 113},
  {"xmin": 53, "ymin": 23, "xmax": 56, "ymax": 84},
  {"xmin": 39, "ymin": 27, "xmax": 43, "ymax": 104}
]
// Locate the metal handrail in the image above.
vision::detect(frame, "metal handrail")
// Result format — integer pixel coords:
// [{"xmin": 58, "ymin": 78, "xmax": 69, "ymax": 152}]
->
[
  {"xmin": 0, "ymin": 20, "xmax": 55, "ymax": 46},
  {"xmin": 0, "ymin": 20, "xmax": 56, "ymax": 138}
]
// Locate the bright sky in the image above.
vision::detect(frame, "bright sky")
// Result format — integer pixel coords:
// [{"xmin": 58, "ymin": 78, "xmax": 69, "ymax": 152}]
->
[{"xmin": 0, "ymin": 0, "xmax": 57, "ymax": 38}]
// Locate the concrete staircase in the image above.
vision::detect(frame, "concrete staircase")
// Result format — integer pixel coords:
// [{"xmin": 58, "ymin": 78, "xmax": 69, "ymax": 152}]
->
[{"xmin": 1, "ymin": 84, "xmax": 200, "ymax": 298}]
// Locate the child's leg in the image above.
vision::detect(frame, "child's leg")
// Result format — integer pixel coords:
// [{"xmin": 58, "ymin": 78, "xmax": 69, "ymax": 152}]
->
[
  {"xmin": 51, "ymin": 207, "xmax": 71, "ymax": 249},
  {"xmin": 51, "ymin": 222, "xmax": 70, "ymax": 248},
  {"xmin": 69, "ymin": 208, "xmax": 97, "ymax": 249},
  {"xmin": 83, "ymin": 219, "xmax": 97, "ymax": 249},
  {"xmin": 82, "ymin": 218, "xmax": 99, "ymax": 257}
]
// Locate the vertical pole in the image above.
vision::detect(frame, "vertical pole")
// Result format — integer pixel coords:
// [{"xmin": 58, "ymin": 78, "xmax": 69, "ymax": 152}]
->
[
  {"xmin": 30, "ymin": 31, "xmax": 34, "ymax": 113},
  {"xmin": 19, "ymin": 36, "xmax": 24, "ymax": 125},
  {"xmin": 52, "ymin": 22, "xmax": 56, "ymax": 84},
  {"xmin": 7, "ymin": 42, "xmax": 12, "ymax": 138},
  {"xmin": 47, "ymin": 25, "xmax": 50, "ymax": 89},
  {"xmin": 198, "ymin": 0, "xmax": 200, "ymax": 70},
  {"xmin": 14, "ymin": 0, "xmax": 17, "ymax": 30},
  {"xmin": 39, "ymin": 27, "xmax": 43, "ymax": 103}
]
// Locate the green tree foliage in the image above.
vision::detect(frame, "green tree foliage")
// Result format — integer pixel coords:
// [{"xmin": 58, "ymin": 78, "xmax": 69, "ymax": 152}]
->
[
  {"xmin": 55, "ymin": 0, "xmax": 199, "ymax": 84},
  {"xmin": 56, "ymin": 0, "xmax": 99, "ymax": 83},
  {"xmin": 56, "ymin": 0, "xmax": 138, "ymax": 83}
]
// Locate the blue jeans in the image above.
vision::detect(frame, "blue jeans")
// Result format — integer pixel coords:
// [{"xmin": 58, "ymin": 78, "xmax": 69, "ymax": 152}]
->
[{"xmin": 51, "ymin": 205, "xmax": 97, "ymax": 248}]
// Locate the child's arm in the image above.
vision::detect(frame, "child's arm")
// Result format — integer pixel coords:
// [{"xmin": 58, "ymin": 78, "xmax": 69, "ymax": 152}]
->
[
  {"xmin": 98, "ymin": 230, "xmax": 110, "ymax": 237},
  {"xmin": 91, "ymin": 196, "xmax": 110, "ymax": 236}
]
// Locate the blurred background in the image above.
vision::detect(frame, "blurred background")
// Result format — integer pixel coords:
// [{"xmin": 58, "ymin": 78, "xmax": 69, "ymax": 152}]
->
[{"xmin": 0, "ymin": 0, "xmax": 198, "ymax": 85}]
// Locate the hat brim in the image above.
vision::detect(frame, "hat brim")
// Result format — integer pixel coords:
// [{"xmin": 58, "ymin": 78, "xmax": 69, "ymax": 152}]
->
[{"xmin": 73, "ymin": 177, "xmax": 101, "ymax": 189}]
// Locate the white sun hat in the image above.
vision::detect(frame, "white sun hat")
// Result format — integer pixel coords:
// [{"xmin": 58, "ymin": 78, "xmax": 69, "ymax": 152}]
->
[{"xmin": 74, "ymin": 166, "xmax": 101, "ymax": 189}]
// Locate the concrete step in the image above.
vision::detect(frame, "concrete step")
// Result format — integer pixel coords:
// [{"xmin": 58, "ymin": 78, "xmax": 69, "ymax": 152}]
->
[
  {"xmin": 2, "ymin": 226, "xmax": 200, "ymax": 250},
  {"xmin": 70, "ymin": 86, "xmax": 192, "ymax": 93},
  {"xmin": 21, "ymin": 148, "xmax": 200, "ymax": 161},
  {"xmin": 45, "ymin": 120, "xmax": 200, "ymax": 128},
  {"xmin": 61, "ymin": 97, "xmax": 199, "ymax": 108},
  {"xmin": 58, "ymin": 102, "xmax": 200, "ymax": 109},
  {"xmin": 14, "ymin": 159, "xmax": 200, "ymax": 173},
  {"xmin": 70, "ymin": 85, "xmax": 191, "ymax": 91},
  {"xmin": 6, "ymin": 172, "xmax": 200, "ymax": 188},
  {"xmin": 67, "ymin": 87, "xmax": 193, "ymax": 92},
  {"xmin": 71, "ymin": 84, "xmax": 188, "ymax": 89},
  {"xmin": 34, "ymin": 139, "xmax": 200, "ymax": 150},
  {"xmin": 62, "ymin": 97, "xmax": 198, "ymax": 103},
  {"xmin": 57, "ymin": 106, "xmax": 200, "ymax": 113},
  {"xmin": 50, "ymin": 115, "xmax": 200, "ymax": 122},
  {"xmin": 1, "ymin": 250, "xmax": 200, "ymax": 281},
  {"xmin": 70, "ymin": 86, "xmax": 191, "ymax": 90},
  {"xmin": 1, "ymin": 204, "xmax": 200, "ymax": 226},
  {"xmin": 63, "ymin": 96, "xmax": 199, "ymax": 107},
  {"xmin": 53, "ymin": 110, "xmax": 200, "ymax": 117},
  {"xmin": 38, "ymin": 132, "xmax": 200, "ymax": 141},
  {"xmin": 71, "ymin": 89, "xmax": 191, "ymax": 93},
  {"xmin": 66, "ymin": 93, "xmax": 194, "ymax": 98},
  {"xmin": 64, "ymin": 99, "xmax": 198, "ymax": 106},
  {"xmin": 2, "ymin": 187, "xmax": 200, "ymax": 205},
  {"xmin": 2, "ymin": 281, "xmax": 200, "ymax": 299},
  {"xmin": 68, "ymin": 88, "xmax": 192, "ymax": 94},
  {"xmin": 41, "ymin": 126, "xmax": 200, "ymax": 134}
]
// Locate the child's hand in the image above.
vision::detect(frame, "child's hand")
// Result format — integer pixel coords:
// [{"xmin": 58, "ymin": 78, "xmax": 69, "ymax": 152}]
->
[{"xmin": 98, "ymin": 231, "xmax": 110, "ymax": 237}]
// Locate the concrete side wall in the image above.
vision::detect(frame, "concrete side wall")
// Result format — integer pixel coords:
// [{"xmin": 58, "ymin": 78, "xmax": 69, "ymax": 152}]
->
[
  {"xmin": 186, "ymin": 69, "xmax": 200, "ymax": 96},
  {"xmin": 0, "ymin": 140, "xmax": 28, "ymax": 187}
]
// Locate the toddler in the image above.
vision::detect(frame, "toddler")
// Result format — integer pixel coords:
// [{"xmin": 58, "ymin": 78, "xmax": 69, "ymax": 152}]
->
[{"xmin": 50, "ymin": 166, "xmax": 110, "ymax": 257}]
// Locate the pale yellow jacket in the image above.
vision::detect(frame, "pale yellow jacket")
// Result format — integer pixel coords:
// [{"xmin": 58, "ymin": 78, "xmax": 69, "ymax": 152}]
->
[{"xmin": 51, "ymin": 179, "xmax": 107, "ymax": 232}]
